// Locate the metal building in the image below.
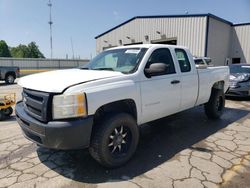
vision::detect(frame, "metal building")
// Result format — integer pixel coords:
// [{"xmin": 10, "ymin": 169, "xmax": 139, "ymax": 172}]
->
[
  {"xmin": 231, "ymin": 23, "xmax": 250, "ymax": 64},
  {"xmin": 95, "ymin": 13, "xmax": 250, "ymax": 66}
]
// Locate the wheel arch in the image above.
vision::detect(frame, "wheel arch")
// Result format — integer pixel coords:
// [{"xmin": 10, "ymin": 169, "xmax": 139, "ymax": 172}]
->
[
  {"xmin": 93, "ymin": 99, "xmax": 138, "ymax": 126},
  {"xmin": 212, "ymin": 80, "xmax": 225, "ymax": 91},
  {"xmin": 207, "ymin": 80, "xmax": 225, "ymax": 101}
]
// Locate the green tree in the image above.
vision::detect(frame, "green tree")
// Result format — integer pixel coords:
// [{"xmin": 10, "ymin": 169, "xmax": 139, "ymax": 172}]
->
[
  {"xmin": 10, "ymin": 42, "xmax": 45, "ymax": 58},
  {"xmin": 10, "ymin": 45, "xmax": 30, "ymax": 58},
  {"xmin": 27, "ymin": 42, "xmax": 45, "ymax": 58},
  {"xmin": 0, "ymin": 40, "xmax": 11, "ymax": 57}
]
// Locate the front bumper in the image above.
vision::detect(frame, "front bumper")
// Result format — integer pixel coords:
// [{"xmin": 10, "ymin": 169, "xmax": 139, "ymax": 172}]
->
[{"xmin": 16, "ymin": 101, "xmax": 93, "ymax": 150}]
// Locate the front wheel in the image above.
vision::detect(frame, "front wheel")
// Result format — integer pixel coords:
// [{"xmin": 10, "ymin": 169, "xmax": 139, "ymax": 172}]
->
[
  {"xmin": 89, "ymin": 113, "xmax": 139, "ymax": 168},
  {"xmin": 204, "ymin": 88, "xmax": 225, "ymax": 119}
]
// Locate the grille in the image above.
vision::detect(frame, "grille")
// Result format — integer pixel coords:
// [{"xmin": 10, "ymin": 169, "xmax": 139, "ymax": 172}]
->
[{"xmin": 23, "ymin": 89, "xmax": 52, "ymax": 122}]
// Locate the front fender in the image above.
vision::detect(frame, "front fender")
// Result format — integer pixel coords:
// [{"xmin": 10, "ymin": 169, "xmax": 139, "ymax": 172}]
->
[{"xmin": 85, "ymin": 80, "xmax": 142, "ymax": 124}]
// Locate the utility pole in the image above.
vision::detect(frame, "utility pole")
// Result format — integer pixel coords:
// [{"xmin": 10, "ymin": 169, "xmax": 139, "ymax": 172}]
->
[
  {"xmin": 70, "ymin": 37, "xmax": 75, "ymax": 59},
  {"xmin": 48, "ymin": 0, "xmax": 53, "ymax": 59}
]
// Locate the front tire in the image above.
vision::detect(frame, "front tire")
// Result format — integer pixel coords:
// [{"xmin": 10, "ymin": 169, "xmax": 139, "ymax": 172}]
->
[
  {"xmin": 89, "ymin": 113, "xmax": 139, "ymax": 168},
  {"xmin": 205, "ymin": 88, "xmax": 225, "ymax": 119}
]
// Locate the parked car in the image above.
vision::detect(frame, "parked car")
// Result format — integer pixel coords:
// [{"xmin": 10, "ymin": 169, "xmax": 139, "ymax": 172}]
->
[
  {"xmin": 16, "ymin": 44, "xmax": 229, "ymax": 168},
  {"xmin": 226, "ymin": 64, "xmax": 250, "ymax": 97},
  {"xmin": 0, "ymin": 66, "xmax": 20, "ymax": 84},
  {"xmin": 193, "ymin": 57, "xmax": 213, "ymax": 67}
]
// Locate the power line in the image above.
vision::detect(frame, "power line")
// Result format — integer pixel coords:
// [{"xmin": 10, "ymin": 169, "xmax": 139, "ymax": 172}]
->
[{"xmin": 48, "ymin": 0, "xmax": 53, "ymax": 59}]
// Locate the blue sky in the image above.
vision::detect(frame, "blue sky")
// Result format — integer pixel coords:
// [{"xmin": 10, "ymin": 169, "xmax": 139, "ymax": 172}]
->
[{"xmin": 0, "ymin": 0, "xmax": 250, "ymax": 59}]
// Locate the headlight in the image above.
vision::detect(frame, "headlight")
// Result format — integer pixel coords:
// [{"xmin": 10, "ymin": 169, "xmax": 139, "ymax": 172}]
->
[
  {"xmin": 230, "ymin": 74, "xmax": 249, "ymax": 82},
  {"xmin": 52, "ymin": 93, "xmax": 87, "ymax": 120}
]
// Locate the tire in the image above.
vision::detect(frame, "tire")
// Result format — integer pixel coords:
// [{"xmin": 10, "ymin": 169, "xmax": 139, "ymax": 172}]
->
[
  {"xmin": 0, "ymin": 110, "xmax": 6, "ymax": 121},
  {"xmin": 3, "ymin": 107, "xmax": 13, "ymax": 116},
  {"xmin": 204, "ymin": 88, "xmax": 225, "ymax": 119},
  {"xmin": 5, "ymin": 74, "xmax": 15, "ymax": 84},
  {"xmin": 89, "ymin": 113, "xmax": 139, "ymax": 168}
]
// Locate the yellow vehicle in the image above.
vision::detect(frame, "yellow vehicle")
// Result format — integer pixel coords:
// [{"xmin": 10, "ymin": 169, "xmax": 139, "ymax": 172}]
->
[{"xmin": 0, "ymin": 93, "xmax": 16, "ymax": 120}]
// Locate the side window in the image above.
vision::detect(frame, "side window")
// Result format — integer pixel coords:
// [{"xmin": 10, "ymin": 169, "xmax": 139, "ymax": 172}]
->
[
  {"xmin": 175, "ymin": 49, "xmax": 191, "ymax": 72},
  {"xmin": 194, "ymin": 59, "xmax": 204, "ymax": 65},
  {"xmin": 146, "ymin": 48, "xmax": 176, "ymax": 74},
  {"xmin": 204, "ymin": 58, "xmax": 212, "ymax": 65}
]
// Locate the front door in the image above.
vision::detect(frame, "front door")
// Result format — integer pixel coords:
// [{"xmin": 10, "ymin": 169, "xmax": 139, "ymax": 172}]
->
[{"xmin": 140, "ymin": 48, "xmax": 181, "ymax": 124}]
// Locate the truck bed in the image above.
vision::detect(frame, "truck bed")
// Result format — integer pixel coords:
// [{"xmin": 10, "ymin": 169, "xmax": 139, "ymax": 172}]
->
[{"xmin": 196, "ymin": 66, "xmax": 229, "ymax": 105}]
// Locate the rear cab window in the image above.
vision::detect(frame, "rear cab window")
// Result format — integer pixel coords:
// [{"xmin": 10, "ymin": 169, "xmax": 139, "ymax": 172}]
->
[
  {"xmin": 194, "ymin": 59, "xmax": 204, "ymax": 65},
  {"xmin": 204, "ymin": 58, "xmax": 212, "ymax": 65},
  {"xmin": 175, "ymin": 49, "xmax": 191, "ymax": 73}
]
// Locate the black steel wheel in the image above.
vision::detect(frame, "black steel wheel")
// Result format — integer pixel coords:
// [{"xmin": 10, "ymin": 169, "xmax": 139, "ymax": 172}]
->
[{"xmin": 89, "ymin": 113, "xmax": 139, "ymax": 168}]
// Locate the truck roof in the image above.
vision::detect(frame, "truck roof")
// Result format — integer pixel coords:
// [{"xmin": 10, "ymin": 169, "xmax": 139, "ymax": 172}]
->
[{"xmin": 106, "ymin": 44, "xmax": 188, "ymax": 51}]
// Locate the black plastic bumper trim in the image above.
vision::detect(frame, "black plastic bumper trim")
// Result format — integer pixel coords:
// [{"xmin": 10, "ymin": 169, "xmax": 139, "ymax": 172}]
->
[{"xmin": 16, "ymin": 101, "xmax": 94, "ymax": 150}]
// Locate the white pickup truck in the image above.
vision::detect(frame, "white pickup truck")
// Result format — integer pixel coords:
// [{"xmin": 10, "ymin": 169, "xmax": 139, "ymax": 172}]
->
[{"xmin": 16, "ymin": 44, "xmax": 229, "ymax": 167}]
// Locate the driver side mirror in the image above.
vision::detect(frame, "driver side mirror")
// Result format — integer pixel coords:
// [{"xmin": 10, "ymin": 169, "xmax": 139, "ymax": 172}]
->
[{"xmin": 144, "ymin": 63, "xmax": 169, "ymax": 78}]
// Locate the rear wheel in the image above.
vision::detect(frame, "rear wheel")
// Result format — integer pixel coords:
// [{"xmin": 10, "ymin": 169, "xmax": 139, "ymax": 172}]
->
[
  {"xmin": 3, "ymin": 107, "xmax": 13, "ymax": 116},
  {"xmin": 89, "ymin": 113, "xmax": 139, "ymax": 168},
  {"xmin": 0, "ymin": 110, "xmax": 6, "ymax": 121},
  {"xmin": 205, "ymin": 88, "xmax": 225, "ymax": 119},
  {"xmin": 5, "ymin": 74, "xmax": 15, "ymax": 84}
]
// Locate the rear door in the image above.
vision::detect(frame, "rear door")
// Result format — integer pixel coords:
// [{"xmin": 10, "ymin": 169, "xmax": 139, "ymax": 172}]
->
[
  {"xmin": 174, "ymin": 48, "xmax": 199, "ymax": 111},
  {"xmin": 140, "ymin": 48, "xmax": 181, "ymax": 123}
]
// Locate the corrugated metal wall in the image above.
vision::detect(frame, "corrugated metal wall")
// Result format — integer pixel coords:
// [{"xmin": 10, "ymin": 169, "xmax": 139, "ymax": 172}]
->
[
  {"xmin": 96, "ymin": 16, "xmax": 207, "ymax": 57},
  {"xmin": 231, "ymin": 25, "xmax": 250, "ymax": 64},
  {"xmin": 206, "ymin": 17, "xmax": 232, "ymax": 66}
]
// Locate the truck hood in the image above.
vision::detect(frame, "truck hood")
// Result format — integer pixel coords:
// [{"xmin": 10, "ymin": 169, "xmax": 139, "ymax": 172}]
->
[{"xmin": 18, "ymin": 69, "xmax": 123, "ymax": 93}]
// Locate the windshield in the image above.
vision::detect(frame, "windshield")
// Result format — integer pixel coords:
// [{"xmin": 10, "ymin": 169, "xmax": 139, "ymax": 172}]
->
[
  {"xmin": 229, "ymin": 65, "xmax": 250, "ymax": 74},
  {"xmin": 82, "ymin": 48, "xmax": 147, "ymax": 74}
]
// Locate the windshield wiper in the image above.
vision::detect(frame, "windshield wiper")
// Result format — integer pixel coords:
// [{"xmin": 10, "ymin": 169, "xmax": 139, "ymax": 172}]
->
[{"xmin": 93, "ymin": 67, "xmax": 114, "ymax": 71}]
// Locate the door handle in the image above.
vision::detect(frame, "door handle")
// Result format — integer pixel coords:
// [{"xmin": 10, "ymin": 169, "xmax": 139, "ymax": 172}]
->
[{"xmin": 171, "ymin": 80, "xmax": 180, "ymax": 84}]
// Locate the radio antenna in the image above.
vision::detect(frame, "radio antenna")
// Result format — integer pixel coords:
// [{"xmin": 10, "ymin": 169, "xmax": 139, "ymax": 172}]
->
[{"xmin": 48, "ymin": 0, "xmax": 53, "ymax": 58}]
